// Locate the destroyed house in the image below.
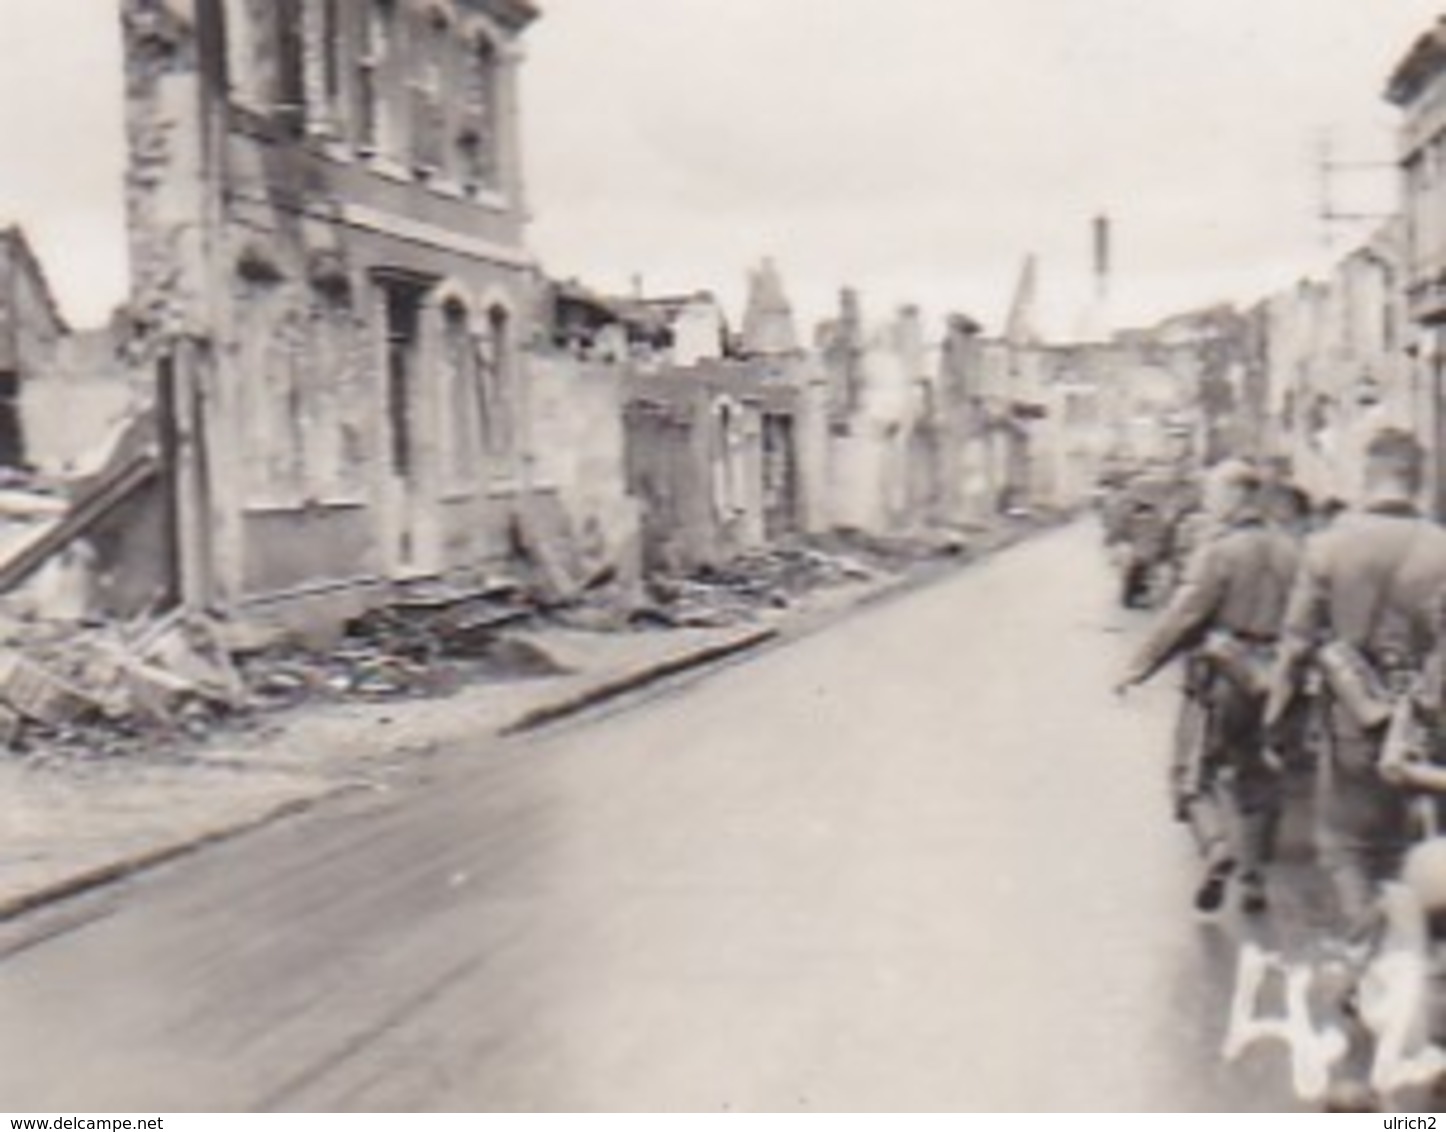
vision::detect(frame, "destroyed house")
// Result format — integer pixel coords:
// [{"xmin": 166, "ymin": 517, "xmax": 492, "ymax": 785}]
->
[
  {"xmin": 546, "ymin": 280, "xmax": 671, "ymax": 361},
  {"xmin": 122, "ymin": 0, "xmax": 540, "ymax": 628},
  {"xmin": 0, "ymin": 226, "xmax": 69, "ymax": 469},
  {"xmin": 611, "ymin": 293, "xmax": 729, "ymax": 367},
  {"xmin": 623, "ymin": 362, "xmax": 806, "ymax": 574}
]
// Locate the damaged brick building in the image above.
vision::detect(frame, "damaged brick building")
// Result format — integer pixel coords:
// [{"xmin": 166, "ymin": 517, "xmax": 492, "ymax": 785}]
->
[{"xmin": 122, "ymin": 0, "xmax": 541, "ymax": 627}]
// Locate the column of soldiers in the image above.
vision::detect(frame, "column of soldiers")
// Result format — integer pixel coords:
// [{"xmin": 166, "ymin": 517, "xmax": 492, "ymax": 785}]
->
[
  {"xmin": 1117, "ymin": 457, "xmax": 1302, "ymax": 914},
  {"xmin": 1116, "ymin": 429, "xmax": 1446, "ymax": 1105}
]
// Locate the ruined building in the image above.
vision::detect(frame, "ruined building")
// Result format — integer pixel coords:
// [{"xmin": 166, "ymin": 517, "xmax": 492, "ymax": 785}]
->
[
  {"xmin": 1388, "ymin": 17, "xmax": 1446, "ymax": 516},
  {"xmin": 0, "ymin": 227, "xmax": 68, "ymax": 469},
  {"xmin": 0, "ymin": 227, "xmax": 137, "ymax": 478},
  {"xmin": 121, "ymin": 0, "xmax": 540, "ymax": 626},
  {"xmin": 739, "ymin": 258, "xmax": 800, "ymax": 359}
]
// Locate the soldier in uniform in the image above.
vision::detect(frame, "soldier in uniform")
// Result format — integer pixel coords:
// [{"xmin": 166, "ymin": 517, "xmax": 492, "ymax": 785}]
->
[
  {"xmin": 1118, "ymin": 459, "xmax": 1299, "ymax": 913},
  {"xmin": 1266, "ymin": 428, "xmax": 1446, "ymax": 942},
  {"xmin": 1116, "ymin": 490, "xmax": 1171, "ymax": 609},
  {"xmin": 1162, "ymin": 466, "xmax": 1231, "ymax": 821}
]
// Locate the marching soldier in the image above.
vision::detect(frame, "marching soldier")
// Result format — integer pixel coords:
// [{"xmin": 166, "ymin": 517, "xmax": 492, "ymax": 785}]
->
[
  {"xmin": 1117, "ymin": 492, "xmax": 1172, "ymax": 609},
  {"xmin": 1118, "ymin": 459, "xmax": 1299, "ymax": 914},
  {"xmin": 1266, "ymin": 428, "xmax": 1446, "ymax": 943}
]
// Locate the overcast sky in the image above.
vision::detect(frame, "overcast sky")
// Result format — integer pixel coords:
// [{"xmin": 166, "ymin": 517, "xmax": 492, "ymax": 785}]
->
[{"xmin": 0, "ymin": 2, "xmax": 1441, "ymax": 336}]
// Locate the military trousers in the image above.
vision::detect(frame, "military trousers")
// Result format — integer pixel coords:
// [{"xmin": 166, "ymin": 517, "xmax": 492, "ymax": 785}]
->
[
  {"xmin": 1182, "ymin": 675, "xmax": 1283, "ymax": 875},
  {"xmin": 1316, "ymin": 705, "xmax": 1412, "ymax": 942}
]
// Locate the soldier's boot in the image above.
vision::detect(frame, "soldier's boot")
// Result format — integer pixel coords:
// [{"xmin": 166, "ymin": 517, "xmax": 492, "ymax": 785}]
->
[
  {"xmin": 1195, "ymin": 842, "xmax": 1236, "ymax": 913},
  {"xmin": 1238, "ymin": 870, "xmax": 1268, "ymax": 915}
]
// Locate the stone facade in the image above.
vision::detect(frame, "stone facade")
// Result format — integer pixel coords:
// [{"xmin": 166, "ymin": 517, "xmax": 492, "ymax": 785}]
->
[
  {"xmin": 0, "ymin": 228, "xmax": 140, "ymax": 478},
  {"xmin": 1261, "ymin": 225, "xmax": 1412, "ymax": 506},
  {"xmin": 1389, "ymin": 21, "xmax": 1446, "ymax": 515},
  {"xmin": 526, "ymin": 351, "xmax": 640, "ymax": 581},
  {"xmin": 22, "ymin": 326, "xmax": 145, "ymax": 478},
  {"xmin": 622, "ymin": 360, "xmax": 812, "ymax": 573},
  {"xmin": 973, "ymin": 318, "xmax": 1219, "ymax": 515},
  {"xmin": 120, "ymin": 0, "xmax": 539, "ymax": 626}
]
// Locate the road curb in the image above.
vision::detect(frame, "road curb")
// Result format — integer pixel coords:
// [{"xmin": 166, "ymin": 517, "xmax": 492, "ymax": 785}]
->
[
  {"xmin": 499, "ymin": 626, "xmax": 779, "ymax": 736},
  {"xmin": 0, "ymin": 630, "xmax": 781, "ymax": 925},
  {"xmin": 0, "ymin": 792, "xmax": 345, "ymax": 924}
]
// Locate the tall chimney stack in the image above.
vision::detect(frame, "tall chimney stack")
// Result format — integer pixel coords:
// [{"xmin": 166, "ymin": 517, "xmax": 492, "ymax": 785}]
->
[
  {"xmin": 1081, "ymin": 213, "xmax": 1113, "ymax": 343},
  {"xmin": 1093, "ymin": 214, "xmax": 1111, "ymax": 296}
]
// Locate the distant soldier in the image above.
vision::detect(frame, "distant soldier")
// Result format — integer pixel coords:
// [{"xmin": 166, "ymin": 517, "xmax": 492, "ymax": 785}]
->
[
  {"xmin": 1159, "ymin": 477, "xmax": 1207, "ymax": 596},
  {"xmin": 1266, "ymin": 429, "xmax": 1446, "ymax": 942},
  {"xmin": 1161, "ymin": 467, "xmax": 1230, "ymax": 820},
  {"xmin": 1119, "ymin": 460, "xmax": 1299, "ymax": 914},
  {"xmin": 1118, "ymin": 496, "xmax": 1171, "ymax": 608}
]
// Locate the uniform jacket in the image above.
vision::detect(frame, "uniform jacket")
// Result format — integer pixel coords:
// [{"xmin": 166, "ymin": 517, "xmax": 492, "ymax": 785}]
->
[
  {"xmin": 1125, "ymin": 516, "xmax": 1299, "ymax": 686},
  {"xmin": 1272, "ymin": 502, "xmax": 1446, "ymax": 689}
]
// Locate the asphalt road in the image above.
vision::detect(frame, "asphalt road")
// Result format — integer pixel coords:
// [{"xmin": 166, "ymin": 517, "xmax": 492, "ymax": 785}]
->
[{"xmin": 0, "ymin": 521, "xmax": 1311, "ymax": 1111}]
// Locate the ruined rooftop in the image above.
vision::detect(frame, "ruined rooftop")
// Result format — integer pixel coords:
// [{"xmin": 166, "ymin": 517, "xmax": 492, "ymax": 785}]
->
[{"xmin": 1386, "ymin": 14, "xmax": 1446, "ymax": 106}]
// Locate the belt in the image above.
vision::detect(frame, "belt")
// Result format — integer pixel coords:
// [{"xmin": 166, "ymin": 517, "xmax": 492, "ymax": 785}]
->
[{"xmin": 1225, "ymin": 630, "xmax": 1277, "ymax": 647}]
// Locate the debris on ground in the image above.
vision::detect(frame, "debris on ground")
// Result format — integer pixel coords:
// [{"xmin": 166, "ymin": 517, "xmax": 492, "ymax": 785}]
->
[
  {"xmin": 0, "ymin": 578, "xmax": 566, "ymax": 762},
  {"xmin": 513, "ymin": 495, "xmax": 588, "ymax": 606},
  {"xmin": 237, "ymin": 582, "xmax": 561, "ymax": 711},
  {"xmin": 0, "ymin": 500, "xmax": 1041, "ymax": 767},
  {"xmin": 0, "ymin": 610, "xmax": 249, "ymax": 761},
  {"xmin": 618, "ymin": 529, "xmax": 974, "ymax": 630}
]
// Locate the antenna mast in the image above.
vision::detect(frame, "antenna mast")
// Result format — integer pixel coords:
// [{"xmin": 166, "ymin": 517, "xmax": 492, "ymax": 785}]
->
[{"xmin": 1316, "ymin": 129, "xmax": 1395, "ymax": 250}]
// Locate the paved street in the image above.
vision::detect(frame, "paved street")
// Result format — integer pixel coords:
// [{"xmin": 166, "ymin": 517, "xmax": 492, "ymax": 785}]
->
[{"xmin": 0, "ymin": 522, "xmax": 1304, "ymax": 1111}]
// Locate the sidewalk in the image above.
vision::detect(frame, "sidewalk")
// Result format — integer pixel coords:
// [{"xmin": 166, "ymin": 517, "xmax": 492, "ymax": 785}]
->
[{"xmin": 0, "ymin": 515, "xmax": 1061, "ymax": 920}]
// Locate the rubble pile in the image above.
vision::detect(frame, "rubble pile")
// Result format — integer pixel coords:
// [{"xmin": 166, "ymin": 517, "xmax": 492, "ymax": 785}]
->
[
  {"xmin": 0, "ymin": 611, "xmax": 250, "ymax": 761},
  {"xmin": 627, "ymin": 541, "xmax": 879, "ymax": 629},
  {"xmin": 623, "ymin": 527, "xmax": 988, "ymax": 630},
  {"xmin": 239, "ymin": 585, "xmax": 566, "ymax": 711},
  {"xmin": 808, "ymin": 526, "xmax": 982, "ymax": 569},
  {"xmin": 0, "ymin": 581, "xmax": 573, "ymax": 761},
  {"xmin": 0, "ymin": 508, "xmax": 1026, "ymax": 760}
]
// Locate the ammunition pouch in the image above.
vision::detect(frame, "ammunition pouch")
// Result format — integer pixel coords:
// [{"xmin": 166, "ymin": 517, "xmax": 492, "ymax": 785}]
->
[
  {"xmin": 1181, "ymin": 651, "xmax": 1214, "ymax": 699},
  {"xmin": 1199, "ymin": 631, "xmax": 1274, "ymax": 698}
]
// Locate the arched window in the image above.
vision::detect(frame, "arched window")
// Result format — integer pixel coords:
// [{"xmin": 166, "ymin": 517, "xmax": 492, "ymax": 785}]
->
[
  {"xmin": 308, "ymin": 273, "xmax": 366, "ymax": 500},
  {"xmin": 458, "ymin": 33, "xmax": 499, "ymax": 189},
  {"xmin": 222, "ymin": 0, "xmax": 262, "ymax": 108},
  {"xmin": 442, "ymin": 298, "xmax": 481, "ymax": 486},
  {"xmin": 319, "ymin": 0, "xmax": 343, "ymax": 108},
  {"xmin": 484, "ymin": 303, "xmax": 515, "ymax": 457},
  {"xmin": 411, "ymin": 7, "xmax": 450, "ymax": 173},
  {"xmin": 224, "ymin": 0, "xmax": 301, "ymax": 120},
  {"xmin": 274, "ymin": 0, "xmax": 306, "ymax": 127},
  {"xmin": 356, "ymin": 0, "xmax": 395, "ymax": 154}
]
